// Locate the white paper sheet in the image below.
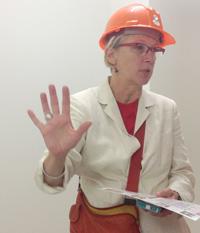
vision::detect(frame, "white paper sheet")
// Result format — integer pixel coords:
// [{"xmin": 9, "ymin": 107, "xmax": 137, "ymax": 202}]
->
[{"xmin": 101, "ymin": 187, "xmax": 200, "ymax": 221}]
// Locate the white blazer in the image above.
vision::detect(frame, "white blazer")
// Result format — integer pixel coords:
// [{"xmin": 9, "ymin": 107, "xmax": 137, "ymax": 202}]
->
[{"xmin": 35, "ymin": 79, "xmax": 195, "ymax": 233}]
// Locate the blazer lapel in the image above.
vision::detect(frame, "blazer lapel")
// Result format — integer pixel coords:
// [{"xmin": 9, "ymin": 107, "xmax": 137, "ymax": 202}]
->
[
  {"xmin": 134, "ymin": 90, "xmax": 155, "ymax": 134},
  {"xmin": 97, "ymin": 79, "xmax": 127, "ymax": 133},
  {"xmin": 134, "ymin": 89, "xmax": 155, "ymax": 133}
]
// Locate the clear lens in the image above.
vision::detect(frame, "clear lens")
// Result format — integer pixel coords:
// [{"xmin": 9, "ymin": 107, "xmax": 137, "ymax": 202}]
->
[
  {"xmin": 116, "ymin": 42, "xmax": 165, "ymax": 56},
  {"xmin": 134, "ymin": 43, "xmax": 148, "ymax": 54}
]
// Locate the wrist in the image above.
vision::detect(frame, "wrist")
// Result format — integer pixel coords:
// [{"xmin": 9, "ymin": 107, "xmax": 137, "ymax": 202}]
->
[
  {"xmin": 171, "ymin": 190, "xmax": 182, "ymax": 200},
  {"xmin": 43, "ymin": 153, "xmax": 66, "ymax": 179},
  {"xmin": 42, "ymin": 163, "xmax": 65, "ymax": 180},
  {"xmin": 48, "ymin": 151, "xmax": 67, "ymax": 164}
]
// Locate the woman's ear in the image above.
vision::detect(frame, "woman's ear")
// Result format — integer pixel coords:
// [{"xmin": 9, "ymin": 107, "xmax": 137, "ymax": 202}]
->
[{"xmin": 105, "ymin": 48, "xmax": 117, "ymax": 65}]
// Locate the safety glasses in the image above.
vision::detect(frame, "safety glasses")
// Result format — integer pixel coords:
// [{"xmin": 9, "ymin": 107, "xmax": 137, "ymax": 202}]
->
[{"xmin": 115, "ymin": 42, "xmax": 165, "ymax": 56}]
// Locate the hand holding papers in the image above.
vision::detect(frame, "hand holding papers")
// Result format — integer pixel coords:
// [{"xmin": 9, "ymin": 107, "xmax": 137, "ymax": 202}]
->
[{"xmin": 101, "ymin": 187, "xmax": 200, "ymax": 221}]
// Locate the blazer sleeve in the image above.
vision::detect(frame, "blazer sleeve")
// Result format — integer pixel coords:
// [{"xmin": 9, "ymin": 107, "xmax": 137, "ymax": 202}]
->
[{"xmin": 168, "ymin": 102, "xmax": 195, "ymax": 201}]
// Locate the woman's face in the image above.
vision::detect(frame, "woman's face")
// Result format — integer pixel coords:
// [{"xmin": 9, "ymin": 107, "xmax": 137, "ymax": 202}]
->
[{"xmin": 107, "ymin": 34, "xmax": 161, "ymax": 86}]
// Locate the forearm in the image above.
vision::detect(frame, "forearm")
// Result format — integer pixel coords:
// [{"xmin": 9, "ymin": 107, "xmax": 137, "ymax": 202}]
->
[{"xmin": 43, "ymin": 152, "xmax": 67, "ymax": 187}]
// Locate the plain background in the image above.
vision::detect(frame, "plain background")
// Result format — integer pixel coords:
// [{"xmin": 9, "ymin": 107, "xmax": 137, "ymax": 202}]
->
[{"xmin": 0, "ymin": 0, "xmax": 199, "ymax": 232}]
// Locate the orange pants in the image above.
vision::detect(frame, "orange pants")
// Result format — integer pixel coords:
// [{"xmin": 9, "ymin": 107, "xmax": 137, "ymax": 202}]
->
[{"xmin": 69, "ymin": 192, "xmax": 140, "ymax": 233}]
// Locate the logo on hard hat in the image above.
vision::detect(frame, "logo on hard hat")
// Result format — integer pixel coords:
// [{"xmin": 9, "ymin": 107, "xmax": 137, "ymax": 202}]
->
[{"xmin": 152, "ymin": 15, "xmax": 160, "ymax": 26}]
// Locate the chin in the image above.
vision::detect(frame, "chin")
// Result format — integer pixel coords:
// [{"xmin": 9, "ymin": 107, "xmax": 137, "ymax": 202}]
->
[
  {"xmin": 139, "ymin": 77, "xmax": 151, "ymax": 86},
  {"xmin": 140, "ymin": 73, "xmax": 152, "ymax": 84}
]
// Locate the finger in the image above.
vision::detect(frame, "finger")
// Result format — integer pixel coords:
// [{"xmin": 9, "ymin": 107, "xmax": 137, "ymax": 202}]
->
[
  {"xmin": 157, "ymin": 189, "xmax": 178, "ymax": 199},
  {"xmin": 76, "ymin": 121, "xmax": 92, "ymax": 137},
  {"xmin": 62, "ymin": 86, "xmax": 72, "ymax": 125},
  {"xmin": 27, "ymin": 110, "xmax": 44, "ymax": 130},
  {"xmin": 156, "ymin": 189, "xmax": 172, "ymax": 198},
  {"xmin": 40, "ymin": 93, "xmax": 51, "ymax": 115},
  {"xmin": 49, "ymin": 84, "xmax": 60, "ymax": 114}
]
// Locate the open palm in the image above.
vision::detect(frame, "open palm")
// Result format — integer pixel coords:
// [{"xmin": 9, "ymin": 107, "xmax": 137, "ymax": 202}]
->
[{"xmin": 28, "ymin": 85, "xmax": 91, "ymax": 159}]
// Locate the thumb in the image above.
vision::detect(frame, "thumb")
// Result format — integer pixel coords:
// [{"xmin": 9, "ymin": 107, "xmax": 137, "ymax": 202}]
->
[{"xmin": 77, "ymin": 121, "xmax": 92, "ymax": 136}]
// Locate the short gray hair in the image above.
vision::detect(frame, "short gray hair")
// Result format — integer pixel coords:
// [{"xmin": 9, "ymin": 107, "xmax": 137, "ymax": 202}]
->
[{"xmin": 104, "ymin": 33, "xmax": 124, "ymax": 70}]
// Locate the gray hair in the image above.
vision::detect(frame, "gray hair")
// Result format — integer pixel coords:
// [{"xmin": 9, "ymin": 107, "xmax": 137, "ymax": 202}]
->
[{"xmin": 104, "ymin": 33, "xmax": 124, "ymax": 72}]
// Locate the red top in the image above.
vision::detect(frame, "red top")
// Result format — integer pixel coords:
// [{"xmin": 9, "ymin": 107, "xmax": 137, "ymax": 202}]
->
[
  {"xmin": 117, "ymin": 100, "xmax": 138, "ymax": 135},
  {"xmin": 117, "ymin": 100, "xmax": 145, "ymax": 192}
]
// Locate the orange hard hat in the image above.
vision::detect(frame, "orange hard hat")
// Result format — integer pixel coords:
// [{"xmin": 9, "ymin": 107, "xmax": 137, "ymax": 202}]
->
[{"xmin": 99, "ymin": 3, "xmax": 176, "ymax": 49}]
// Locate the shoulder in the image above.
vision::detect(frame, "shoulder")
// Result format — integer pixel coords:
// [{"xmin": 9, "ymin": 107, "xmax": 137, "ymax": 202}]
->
[
  {"xmin": 72, "ymin": 86, "xmax": 98, "ymax": 101},
  {"xmin": 70, "ymin": 86, "xmax": 99, "ymax": 117},
  {"xmin": 144, "ymin": 89, "xmax": 177, "ymax": 108},
  {"xmin": 143, "ymin": 90, "xmax": 179, "ymax": 118},
  {"xmin": 71, "ymin": 86, "xmax": 99, "ymax": 108}
]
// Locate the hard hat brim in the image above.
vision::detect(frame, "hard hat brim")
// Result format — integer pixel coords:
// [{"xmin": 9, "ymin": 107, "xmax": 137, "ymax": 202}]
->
[{"xmin": 99, "ymin": 26, "xmax": 176, "ymax": 50}]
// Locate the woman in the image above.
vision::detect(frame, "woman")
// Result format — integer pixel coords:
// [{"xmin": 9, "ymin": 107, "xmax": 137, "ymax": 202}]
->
[{"xmin": 28, "ymin": 3, "xmax": 195, "ymax": 233}]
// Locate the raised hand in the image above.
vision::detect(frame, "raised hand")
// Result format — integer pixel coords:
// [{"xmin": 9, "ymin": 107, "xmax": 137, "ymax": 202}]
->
[{"xmin": 28, "ymin": 85, "xmax": 91, "ymax": 160}]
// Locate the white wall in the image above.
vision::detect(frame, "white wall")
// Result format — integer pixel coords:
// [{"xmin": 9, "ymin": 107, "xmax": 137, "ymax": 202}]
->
[
  {"xmin": 0, "ymin": 1, "xmax": 108, "ymax": 233},
  {"xmin": 150, "ymin": 0, "xmax": 200, "ymax": 232},
  {"xmin": 0, "ymin": 1, "xmax": 148, "ymax": 233}
]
